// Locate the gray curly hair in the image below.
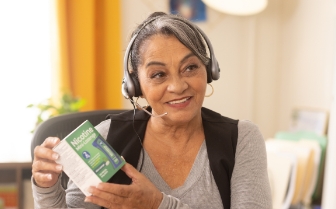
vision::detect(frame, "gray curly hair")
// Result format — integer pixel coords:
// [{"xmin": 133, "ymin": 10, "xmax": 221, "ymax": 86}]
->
[{"xmin": 129, "ymin": 12, "xmax": 210, "ymax": 77}]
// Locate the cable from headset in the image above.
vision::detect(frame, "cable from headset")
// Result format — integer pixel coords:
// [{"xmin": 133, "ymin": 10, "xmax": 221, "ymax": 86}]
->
[{"xmin": 129, "ymin": 98, "xmax": 145, "ymax": 172}]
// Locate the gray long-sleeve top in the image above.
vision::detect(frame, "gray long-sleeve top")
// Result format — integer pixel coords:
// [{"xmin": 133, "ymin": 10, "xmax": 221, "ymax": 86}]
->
[{"xmin": 32, "ymin": 119, "xmax": 272, "ymax": 209}]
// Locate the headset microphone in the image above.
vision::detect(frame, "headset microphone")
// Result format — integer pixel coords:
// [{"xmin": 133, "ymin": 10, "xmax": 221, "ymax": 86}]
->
[
  {"xmin": 135, "ymin": 104, "xmax": 167, "ymax": 118},
  {"xmin": 128, "ymin": 97, "xmax": 167, "ymax": 118}
]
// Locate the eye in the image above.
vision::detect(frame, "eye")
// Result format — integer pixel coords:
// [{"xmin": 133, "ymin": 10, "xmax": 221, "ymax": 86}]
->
[
  {"xmin": 186, "ymin": 64, "xmax": 199, "ymax": 71},
  {"xmin": 150, "ymin": 71, "xmax": 166, "ymax": 79}
]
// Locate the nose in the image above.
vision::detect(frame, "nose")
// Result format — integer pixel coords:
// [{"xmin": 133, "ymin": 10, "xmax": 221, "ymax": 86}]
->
[{"xmin": 167, "ymin": 76, "xmax": 188, "ymax": 94}]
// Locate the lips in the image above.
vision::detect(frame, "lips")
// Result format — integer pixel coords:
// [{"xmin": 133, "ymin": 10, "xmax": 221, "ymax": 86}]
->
[{"xmin": 167, "ymin": 97, "xmax": 191, "ymax": 104}]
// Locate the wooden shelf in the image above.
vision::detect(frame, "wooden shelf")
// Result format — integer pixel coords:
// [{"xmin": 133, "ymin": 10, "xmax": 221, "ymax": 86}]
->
[{"xmin": 0, "ymin": 162, "xmax": 32, "ymax": 209}]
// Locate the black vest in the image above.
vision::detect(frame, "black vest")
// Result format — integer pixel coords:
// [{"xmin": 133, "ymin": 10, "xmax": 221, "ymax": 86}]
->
[{"xmin": 105, "ymin": 107, "xmax": 238, "ymax": 209}]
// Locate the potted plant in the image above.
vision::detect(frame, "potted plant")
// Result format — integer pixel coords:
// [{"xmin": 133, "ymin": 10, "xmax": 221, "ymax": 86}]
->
[{"xmin": 27, "ymin": 92, "xmax": 85, "ymax": 132}]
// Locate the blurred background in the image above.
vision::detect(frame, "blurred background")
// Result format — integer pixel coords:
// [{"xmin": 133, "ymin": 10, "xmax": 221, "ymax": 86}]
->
[{"xmin": 0, "ymin": 0, "xmax": 336, "ymax": 208}]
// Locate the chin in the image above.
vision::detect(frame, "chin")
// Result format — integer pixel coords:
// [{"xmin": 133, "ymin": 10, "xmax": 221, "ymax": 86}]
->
[{"xmin": 166, "ymin": 110, "xmax": 201, "ymax": 124}]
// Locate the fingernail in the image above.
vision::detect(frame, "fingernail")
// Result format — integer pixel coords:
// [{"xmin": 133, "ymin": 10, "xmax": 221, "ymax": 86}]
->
[
  {"xmin": 97, "ymin": 183, "xmax": 103, "ymax": 189},
  {"xmin": 56, "ymin": 165, "xmax": 62, "ymax": 171},
  {"xmin": 52, "ymin": 153, "xmax": 59, "ymax": 160},
  {"xmin": 47, "ymin": 174, "xmax": 52, "ymax": 180},
  {"xmin": 53, "ymin": 137, "xmax": 58, "ymax": 144}
]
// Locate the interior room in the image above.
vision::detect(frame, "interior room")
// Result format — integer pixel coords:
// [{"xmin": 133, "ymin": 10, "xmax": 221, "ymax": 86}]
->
[{"xmin": 0, "ymin": 0, "xmax": 335, "ymax": 208}]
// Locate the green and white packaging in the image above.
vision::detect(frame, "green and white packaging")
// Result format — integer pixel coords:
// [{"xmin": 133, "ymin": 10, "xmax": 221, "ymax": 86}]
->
[{"xmin": 53, "ymin": 120, "xmax": 125, "ymax": 196}]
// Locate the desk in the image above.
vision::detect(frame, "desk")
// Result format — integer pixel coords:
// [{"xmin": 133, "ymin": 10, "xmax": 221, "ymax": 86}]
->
[{"xmin": 0, "ymin": 162, "xmax": 32, "ymax": 209}]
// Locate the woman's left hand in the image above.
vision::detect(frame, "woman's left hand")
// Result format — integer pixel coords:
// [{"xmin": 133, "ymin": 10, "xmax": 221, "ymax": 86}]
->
[{"xmin": 85, "ymin": 162, "xmax": 163, "ymax": 209}]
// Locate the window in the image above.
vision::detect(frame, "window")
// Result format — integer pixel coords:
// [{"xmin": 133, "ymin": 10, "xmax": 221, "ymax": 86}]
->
[{"xmin": 0, "ymin": 0, "xmax": 52, "ymax": 162}]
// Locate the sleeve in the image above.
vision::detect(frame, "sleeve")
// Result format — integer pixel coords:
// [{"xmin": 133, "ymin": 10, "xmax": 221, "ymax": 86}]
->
[
  {"xmin": 65, "ymin": 179, "xmax": 100, "ymax": 209},
  {"xmin": 230, "ymin": 120, "xmax": 272, "ymax": 209},
  {"xmin": 32, "ymin": 175, "xmax": 100, "ymax": 209},
  {"xmin": 32, "ymin": 176, "xmax": 67, "ymax": 209}
]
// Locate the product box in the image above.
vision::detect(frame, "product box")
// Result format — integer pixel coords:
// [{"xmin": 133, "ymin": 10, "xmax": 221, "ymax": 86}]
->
[{"xmin": 53, "ymin": 120, "xmax": 125, "ymax": 196}]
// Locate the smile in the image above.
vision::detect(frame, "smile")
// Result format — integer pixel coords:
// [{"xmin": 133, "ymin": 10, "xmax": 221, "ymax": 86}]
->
[{"xmin": 167, "ymin": 97, "xmax": 191, "ymax": 104}]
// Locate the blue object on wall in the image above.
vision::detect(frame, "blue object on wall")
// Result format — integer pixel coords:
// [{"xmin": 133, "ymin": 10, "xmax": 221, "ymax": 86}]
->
[{"xmin": 170, "ymin": 0, "xmax": 207, "ymax": 22}]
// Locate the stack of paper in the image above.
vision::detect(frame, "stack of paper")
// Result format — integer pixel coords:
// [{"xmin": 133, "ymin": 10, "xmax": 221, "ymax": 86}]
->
[
  {"xmin": 266, "ymin": 146, "xmax": 297, "ymax": 209},
  {"xmin": 266, "ymin": 139, "xmax": 320, "ymax": 208},
  {"xmin": 298, "ymin": 140, "xmax": 321, "ymax": 206},
  {"xmin": 275, "ymin": 131, "xmax": 327, "ymax": 204}
]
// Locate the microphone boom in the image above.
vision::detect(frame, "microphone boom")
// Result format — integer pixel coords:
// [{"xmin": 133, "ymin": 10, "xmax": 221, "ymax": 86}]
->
[{"xmin": 132, "ymin": 99, "xmax": 167, "ymax": 118}]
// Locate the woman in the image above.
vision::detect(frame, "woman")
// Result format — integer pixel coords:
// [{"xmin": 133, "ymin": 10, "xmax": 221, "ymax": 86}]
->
[{"xmin": 32, "ymin": 12, "xmax": 272, "ymax": 209}]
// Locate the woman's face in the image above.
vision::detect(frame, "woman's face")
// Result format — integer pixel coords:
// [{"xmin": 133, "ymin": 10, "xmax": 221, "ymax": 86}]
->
[{"xmin": 137, "ymin": 34, "xmax": 207, "ymax": 124}]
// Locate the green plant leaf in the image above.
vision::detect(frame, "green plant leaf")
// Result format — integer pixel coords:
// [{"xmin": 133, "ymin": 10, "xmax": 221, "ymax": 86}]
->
[{"xmin": 27, "ymin": 91, "xmax": 85, "ymax": 133}]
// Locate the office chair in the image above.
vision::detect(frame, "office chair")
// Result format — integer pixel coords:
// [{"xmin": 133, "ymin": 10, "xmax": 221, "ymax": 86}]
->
[{"xmin": 30, "ymin": 109, "xmax": 127, "ymax": 189}]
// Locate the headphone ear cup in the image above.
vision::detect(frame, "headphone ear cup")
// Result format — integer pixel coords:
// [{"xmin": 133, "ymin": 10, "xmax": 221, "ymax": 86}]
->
[
  {"xmin": 212, "ymin": 59, "xmax": 220, "ymax": 81},
  {"xmin": 131, "ymin": 73, "xmax": 142, "ymax": 97},
  {"xmin": 206, "ymin": 61, "xmax": 213, "ymax": 83},
  {"xmin": 207, "ymin": 57, "xmax": 220, "ymax": 83}
]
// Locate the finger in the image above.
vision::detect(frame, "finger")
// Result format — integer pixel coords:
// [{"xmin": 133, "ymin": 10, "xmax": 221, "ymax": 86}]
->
[
  {"xmin": 33, "ymin": 147, "xmax": 60, "ymax": 163},
  {"xmin": 95, "ymin": 163, "xmax": 141, "ymax": 196},
  {"xmin": 32, "ymin": 159, "xmax": 63, "ymax": 174},
  {"xmin": 33, "ymin": 171, "xmax": 59, "ymax": 186},
  {"xmin": 96, "ymin": 183, "xmax": 130, "ymax": 198},
  {"xmin": 88, "ymin": 186, "xmax": 125, "ymax": 205},
  {"xmin": 41, "ymin": 137, "xmax": 60, "ymax": 148},
  {"xmin": 33, "ymin": 171, "xmax": 53, "ymax": 182},
  {"xmin": 121, "ymin": 162, "xmax": 140, "ymax": 180},
  {"xmin": 34, "ymin": 137, "xmax": 60, "ymax": 160}
]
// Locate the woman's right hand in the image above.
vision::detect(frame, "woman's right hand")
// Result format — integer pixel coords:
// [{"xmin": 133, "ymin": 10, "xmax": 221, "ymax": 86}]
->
[{"xmin": 32, "ymin": 137, "xmax": 63, "ymax": 188}]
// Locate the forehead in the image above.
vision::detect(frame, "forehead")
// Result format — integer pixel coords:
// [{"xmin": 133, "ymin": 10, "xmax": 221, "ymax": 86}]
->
[{"xmin": 139, "ymin": 34, "xmax": 192, "ymax": 62}]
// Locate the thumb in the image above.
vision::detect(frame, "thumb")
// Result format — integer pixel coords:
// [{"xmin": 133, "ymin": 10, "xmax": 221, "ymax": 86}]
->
[{"xmin": 121, "ymin": 162, "xmax": 140, "ymax": 180}]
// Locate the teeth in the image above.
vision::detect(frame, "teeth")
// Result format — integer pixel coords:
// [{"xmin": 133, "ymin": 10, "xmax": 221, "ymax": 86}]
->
[{"xmin": 169, "ymin": 97, "xmax": 189, "ymax": 104}]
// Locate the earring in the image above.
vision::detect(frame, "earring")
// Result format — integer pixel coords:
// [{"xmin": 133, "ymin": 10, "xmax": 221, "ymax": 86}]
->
[{"xmin": 205, "ymin": 83, "xmax": 214, "ymax": 97}]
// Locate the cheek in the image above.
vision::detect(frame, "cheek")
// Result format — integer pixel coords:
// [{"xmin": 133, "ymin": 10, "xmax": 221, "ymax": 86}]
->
[
  {"xmin": 196, "ymin": 83, "xmax": 207, "ymax": 99},
  {"xmin": 194, "ymin": 71, "xmax": 208, "ymax": 95},
  {"xmin": 141, "ymin": 84, "xmax": 165, "ymax": 103},
  {"xmin": 138, "ymin": 74, "xmax": 163, "ymax": 101},
  {"xmin": 137, "ymin": 71, "xmax": 147, "ymax": 97}
]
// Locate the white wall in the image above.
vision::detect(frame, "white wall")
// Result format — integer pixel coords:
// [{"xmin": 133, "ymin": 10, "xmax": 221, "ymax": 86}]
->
[
  {"xmin": 120, "ymin": 0, "xmax": 335, "ymax": 140},
  {"xmin": 277, "ymin": 0, "xmax": 335, "ymax": 132}
]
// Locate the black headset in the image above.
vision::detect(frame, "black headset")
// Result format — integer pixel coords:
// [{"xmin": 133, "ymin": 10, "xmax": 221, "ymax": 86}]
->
[{"xmin": 121, "ymin": 17, "xmax": 220, "ymax": 99}]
